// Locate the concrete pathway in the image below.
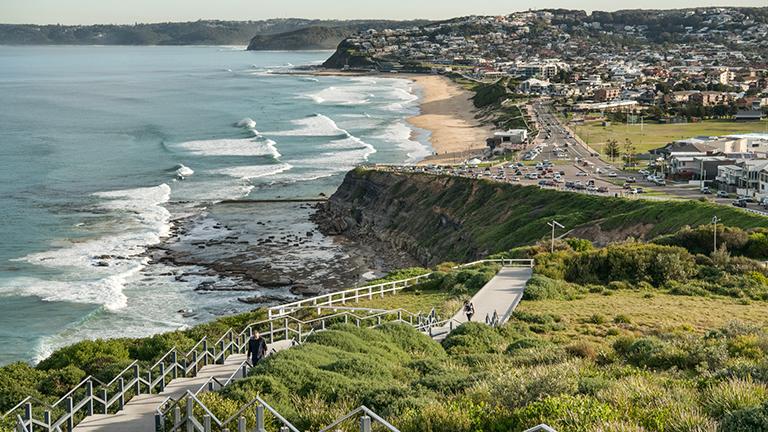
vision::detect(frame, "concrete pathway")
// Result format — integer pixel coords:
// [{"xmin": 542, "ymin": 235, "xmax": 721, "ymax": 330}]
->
[
  {"xmin": 433, "ymin": 267, "xmax": 532, "ymax": 340},
  {"xmin": 73, "ymin": 340, "xmax": 294, "ymax": 432}
]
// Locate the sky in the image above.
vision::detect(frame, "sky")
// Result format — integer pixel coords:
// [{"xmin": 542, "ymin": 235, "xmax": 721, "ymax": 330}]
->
[{"xmin": 1, "ymin": 0, "xmax": 766, "ymax": 25}]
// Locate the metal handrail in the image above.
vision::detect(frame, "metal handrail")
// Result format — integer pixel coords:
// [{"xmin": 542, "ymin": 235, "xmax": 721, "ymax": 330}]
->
[
  {"xmin": 318, "ymin": 405, "xmax": 400, "ymax": 432},
  {"xmin": 5, "ymin": 258, "xmax": 530, "ymax": 431}
]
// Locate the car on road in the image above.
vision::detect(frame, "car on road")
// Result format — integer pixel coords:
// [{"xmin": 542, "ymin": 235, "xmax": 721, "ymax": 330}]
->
[
  {"xmin": 654, "ymin": 179, "xmax": 667, "ymax": 186},
  {"xmin": 701, "ymin": 187, "xmax": 712, "ymax": 194},
  {"xmin": 576, "ymin": 172, "xmax": 588, "ymax": 177},
  {"xmin": 597, "ymin": 186, "xmax": 610, "ymax": 193},
  {"xmin": 587, "ymin": 186, "xmax": 598, "ymax": 192},
  {"xmin": 717, "ymin": 191, "xmax": 729, "ymax": 198},
  {"xmin": 625, "ymin": 176, "xmax": 636, "ymax": 183},
  {"xmin": 733, "ymin": 199, "xmax": 748, "ymax": 208},
  {"xmin": 608, "ymin": 172, "xmax": 618, "ymax": 177}
]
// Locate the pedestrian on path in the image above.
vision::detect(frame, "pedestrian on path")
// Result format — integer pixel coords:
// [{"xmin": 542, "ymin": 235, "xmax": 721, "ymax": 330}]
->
[
  {"xmin": 464, "ymin": 301, "xmax": 475, "ymax": 322},
  {"xmin": 248, "ymin": 332, "xmax": 268, "ymax": 365}
]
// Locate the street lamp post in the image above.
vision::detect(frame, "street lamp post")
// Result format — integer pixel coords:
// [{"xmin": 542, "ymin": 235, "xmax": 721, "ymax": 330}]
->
[
  {"xmin": 712, "ymin": 216, "xmax": 720, "ymax": 254},
  {"xmin": 548, "ymin": 220, "xmax": 565, "ymax": 253}
]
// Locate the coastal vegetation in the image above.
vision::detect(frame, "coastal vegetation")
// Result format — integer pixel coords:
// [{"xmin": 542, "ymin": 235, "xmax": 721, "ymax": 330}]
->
[
  {"xmin": 4, "ymin": 170, "xmax": 768, "ymax": 431},
  {"xmin": 175, "ymin": 241, "xmax": 768, "ymax": 431},
  {"xmin": 316, "ymin": 169, "xmax": 768, "ymax": 265}
]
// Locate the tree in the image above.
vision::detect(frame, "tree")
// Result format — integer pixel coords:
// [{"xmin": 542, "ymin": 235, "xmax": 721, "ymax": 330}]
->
[
  {"xmin": 623, "ymin": 138, "xmax": 637, "ymax": 167},
  {"xmin": 604, "ymin": 139, "xmax": 621, "ymax": 162}
]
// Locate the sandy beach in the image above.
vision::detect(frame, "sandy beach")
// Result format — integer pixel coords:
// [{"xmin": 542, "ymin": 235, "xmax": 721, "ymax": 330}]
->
[{"xmin": 407, "ymin": 75, "xmax": 492, "ymax": 165}]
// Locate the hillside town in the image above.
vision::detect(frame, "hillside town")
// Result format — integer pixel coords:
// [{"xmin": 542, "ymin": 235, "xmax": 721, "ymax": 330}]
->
[{"xmin": 328, "ymin": 7, "xmax": 768, "ymax": 208}]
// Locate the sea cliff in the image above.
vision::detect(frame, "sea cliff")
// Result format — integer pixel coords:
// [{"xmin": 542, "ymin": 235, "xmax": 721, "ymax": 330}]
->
[{"xmin": 313, "ymin": 168, "xmax": 768, "ymax": 265}]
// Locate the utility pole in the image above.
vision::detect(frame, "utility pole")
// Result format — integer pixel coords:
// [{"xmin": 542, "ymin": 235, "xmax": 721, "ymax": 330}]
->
[
  {"xmin": 548, "ymin": 220, "xmax": 565, "ymax": 253},
  {"xmin": 712, "ymin": 216, "xmax": 720, "ymax": 254}
]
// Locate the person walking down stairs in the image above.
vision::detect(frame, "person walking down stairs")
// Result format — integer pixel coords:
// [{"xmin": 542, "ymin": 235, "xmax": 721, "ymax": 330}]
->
[{"xmin": 248, "ymin": 332, "xmax": 268, "ymax": 365}]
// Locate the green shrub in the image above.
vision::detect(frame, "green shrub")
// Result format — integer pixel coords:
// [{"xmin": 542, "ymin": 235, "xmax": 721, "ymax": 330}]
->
[
  {"xmin": 442, "ymin": 323, "xmax": 507, "ymax": 355},
  {"xmin": 524, "ymin": 274, "xmax": 582, "ymax": 301},
  {"xmin": 511, "ymin": 394, "xmax": 619, "ymax": 431},
  {"xmin": 704, "ymin": 378, "xmax": 768, "ymax": 419},
  {"xmin": 720, "ymin": 401, "xmax": 768, "ymax": 431}
]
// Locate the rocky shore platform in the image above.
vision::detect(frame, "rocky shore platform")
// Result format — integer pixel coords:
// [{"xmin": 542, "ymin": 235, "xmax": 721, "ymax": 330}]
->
[{"xmin": 147, "ymin": 201, "xmax": 418, "ymax": 311}]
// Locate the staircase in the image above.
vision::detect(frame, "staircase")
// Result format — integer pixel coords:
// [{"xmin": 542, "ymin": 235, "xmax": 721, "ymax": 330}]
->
[{"xmin": 6, "ymin": 259, "xmax": 535, "ymax": 432}]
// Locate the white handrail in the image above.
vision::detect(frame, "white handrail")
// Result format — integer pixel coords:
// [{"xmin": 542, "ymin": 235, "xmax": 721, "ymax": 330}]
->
[{"xmin": 268, "ymin": 259, "xmax": 532, "ymax": 318}]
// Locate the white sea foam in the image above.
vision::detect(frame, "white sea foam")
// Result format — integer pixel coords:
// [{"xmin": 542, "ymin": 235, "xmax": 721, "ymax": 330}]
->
[
  {"xmin": 176, "ymin": 137, "xmax": 280, "ymax": 158},
  {"xmin": 175, "ymin": 164, "xmax": 194, "ymax": 178},
  {"xmin": 307, "ymin": 86, "xmax": 370, "ymax": 105},
  {"xmin": 211, "ymin": 163, "xmax": 293, "ymax": 180},
  {"xmin": 10, "ymin": 184, "xmax": 173, "ymax": 310},
  {"xmin": 235, "ymin": 118, "xmax": 257, "ymax": 129},
  {"xmin": 374, "ymin": 122, "xmax": 432, "ymax": 163},
  {"xmin": 266, "ymin": 114, "xmax": 348, "ymax": 137}
]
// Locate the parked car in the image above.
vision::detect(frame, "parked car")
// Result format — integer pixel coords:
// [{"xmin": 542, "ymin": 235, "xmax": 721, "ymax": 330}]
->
[
  {"xmin": 608, "ymin": 172, "xmax": 618, "ymax": 178},
  {"xmin": 717, "ymin": 191, "xmax": 729, "ymax": 198},
  {"xmin": 733, "ymin": 199, "xmax": 748, "ymax": 208},
  {"xmin": 625, "ymin": 176, "xmax": 636, "ymax": 183},
  {"xmin": 597, "ymin": 186, "xmax": 610, "ymax": 193},
  {"xmin": 701, "ymin": 187, "xmax": 711, "ymax": 194}
]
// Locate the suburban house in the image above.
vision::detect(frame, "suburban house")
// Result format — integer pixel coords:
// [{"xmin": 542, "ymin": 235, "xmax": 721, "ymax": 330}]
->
[
  {"xmin": 759, "ymin": 167, "xmax": 768, "ymax": 199},
  {"xmin": 594, "ymin": 87, "xmax": 621, "ymax": 102},
  {"xmin": 717, "ymin": 165, "xmax": 744, "ymax": 192}
]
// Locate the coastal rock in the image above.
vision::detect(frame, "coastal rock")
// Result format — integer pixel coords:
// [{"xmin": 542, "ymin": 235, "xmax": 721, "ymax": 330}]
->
[{"xmin": 290, "ymin": 284, "xmax": 323, "ymax": 296}]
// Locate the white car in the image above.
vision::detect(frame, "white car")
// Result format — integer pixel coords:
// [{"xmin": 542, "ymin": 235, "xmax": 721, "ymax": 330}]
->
[
  {"xmin": 576, "ymin": 172, "xmax": 588, "ymax": 177},
  {"xmin": 608, "ymin": 172, "xmax": 618, "ymax": 178}
]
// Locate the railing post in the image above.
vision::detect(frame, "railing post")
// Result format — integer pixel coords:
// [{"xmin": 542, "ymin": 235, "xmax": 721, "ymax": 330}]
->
[
  {"xmin": 204, "ymin": 414, "xmax": 212, "ymax": 432},
  {"xmin": 101, "ymin": 388, "xmax": 108, "ymax": 414},
  {"xmin": 174, "ymin": 406, "xmax": 181, "ymax": 426},
  {"xmin": 269, "ymin": 321, "xmax": 274, "ymax": 344},
  {"xmin": 186, "ymin": 397, "xmax": 195, "ymax": 432},
  {"xmin": 284, "ymin": 318, "xmax": 289, "ymax": 340},
  {"xmin": 397, "ymin": 311, "xmax": 402, "ymax": 322},
  {"xmin": 368, "ymin": 286, "xmax": 373, "ymax": 300},
  {"xmin": 119, "ymin": 378, "xmax": 125, "ymax": 410},
  {"xmin": 360, "ymin": 415, "xmax": 372, "ymax": 432},
  {"xmin": 298, "ymin": 323, "xmax": 303, "ymax": 343},
  {"xmin": 43, "ymin": 410, "xmax": 51, "ymax": 430},
  {"xmin": 191, "ymin": 350, "xmax": 198, "ymax": 375},
  {"xmin": 202, "ymin": 340, "xmax": 209, "ymax": 366},
  {"xmin": 216, "ymin": 340, "xmax": 223, "ymax": 364},
  {"xmin": 23, "ymin": 402, "xmax": 32, "ymax": 432},
  {"xmin": 133, "ymin": 364, "xmax": 141, "ymax": 394},
  {"xmin": 155, "ymin": 413, "xmax": 165, "ymax": 432},
  {"xmin": 238, "ymin": 416, "xmax": 246, "ymax": 432},
  {"xmin": 171, "ymin": 351, "xmax": 178, "ymax": 379},
  {"xmin": 341, "ymin": 291, "xmax": 346, "ymax": 304},
  {"xmin": 255, "ymin": 405, "xmax": 266, "ymax": 432},
  {"xmin": 159, "ymin": 363, "xmax": 166, "ymax": 392},
  {"xmin": 279, "ymin": 427, "xmax": 289, "ymax": 432},
  {"xmin": 86, "ymin": 380, "xmax": 94, "ymax": 416},
  {"xmin": 66, "ymin": 397, "xmax": 74, "ymax": 431},
  {"xmin": 147, "ymin": 370, "xmax": 153, "ymax": 394}
]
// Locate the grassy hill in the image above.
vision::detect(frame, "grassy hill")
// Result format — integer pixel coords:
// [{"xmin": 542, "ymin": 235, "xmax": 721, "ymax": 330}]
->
[
  {"xmin": 315, "ymin": 169, "xmax": 767, "ymax": 265},
  {"xmin": 247, "ymin": 26, "xmax": 350, "ymax": 50}
]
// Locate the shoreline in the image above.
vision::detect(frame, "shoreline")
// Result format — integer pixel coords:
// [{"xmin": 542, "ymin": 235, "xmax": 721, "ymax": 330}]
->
[
  {"xmin": 405, "ymin": 74, "xmax": 492, "ymax": 165},
  {"xmin": 289, "ymin": 68, "xmax": 493, "ymax": 165}
]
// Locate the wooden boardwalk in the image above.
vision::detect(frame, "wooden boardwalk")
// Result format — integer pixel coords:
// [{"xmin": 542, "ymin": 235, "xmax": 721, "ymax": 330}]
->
[{"xmin": 72, "ymin": 340, "xmax": 294, "ymax": 432}]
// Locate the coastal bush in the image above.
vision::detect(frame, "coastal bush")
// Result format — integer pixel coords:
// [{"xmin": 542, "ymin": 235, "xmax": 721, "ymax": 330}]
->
[
  {"xmin": 720, "ymin": 402, "xmax": 768, "ymax": 431},
  {"xmin": 564, "ymin": 243, "xmax": 696, "ymax": 286},
  {"xmin": 523, "ymin": 274, "xmax": 583, "ymax": 301},
  {"xmin": 703, "ymin": 378, "xmax": 768, "ymax": 419},
  {"xmin": 510, "ymin": 394, "xmax": 619, "ymax": 432}
]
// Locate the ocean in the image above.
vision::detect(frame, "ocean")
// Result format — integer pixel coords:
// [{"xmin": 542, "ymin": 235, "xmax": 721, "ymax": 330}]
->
[{"xmin": 0, "ymin": 45, "xmax": 430, "ymax": 365}]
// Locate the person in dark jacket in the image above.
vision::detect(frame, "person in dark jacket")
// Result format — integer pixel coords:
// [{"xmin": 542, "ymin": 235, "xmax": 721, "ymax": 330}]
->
[
  {"xmin": 464, "ymin": 300, "xmax": 475, "ymax": 322},
  {"xmin": 247, "ymin": 332, "xmax": 268, "ymax": 365}
]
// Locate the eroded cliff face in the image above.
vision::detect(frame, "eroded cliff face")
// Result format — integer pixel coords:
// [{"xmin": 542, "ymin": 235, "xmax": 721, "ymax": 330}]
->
[
  {"xmin": 312, "ymin": 169, "xmax": 758, "ymax": 266},
  {"xmin": 312, "ymin": 169, "xmax": 496, "ymax": 265}
]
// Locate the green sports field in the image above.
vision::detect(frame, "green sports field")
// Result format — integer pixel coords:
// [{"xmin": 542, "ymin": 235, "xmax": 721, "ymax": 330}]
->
[{"xmin": 574, "ymin": 119, "xmax": 768, "ymax": 155}]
